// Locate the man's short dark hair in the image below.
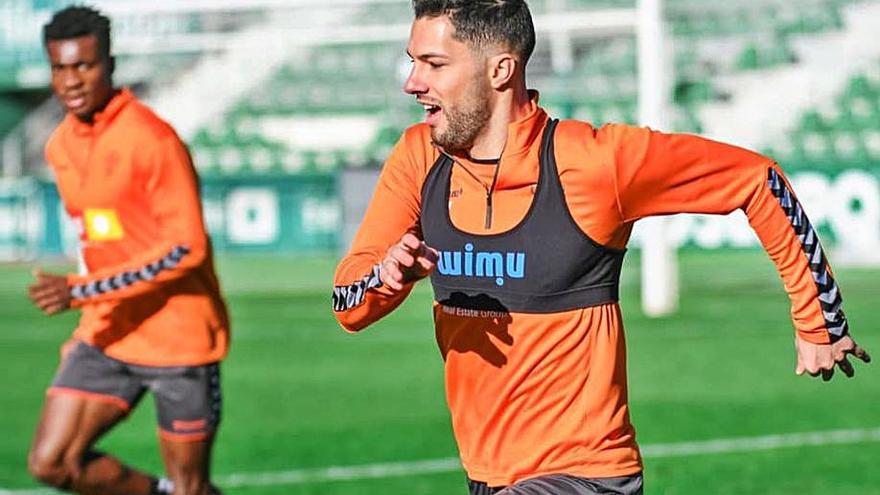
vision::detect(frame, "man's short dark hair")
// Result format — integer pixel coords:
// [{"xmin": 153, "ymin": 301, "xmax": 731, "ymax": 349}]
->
[
  {"xmin": 412, "ymin": 0, "xmax": 536, "ymax": 64},
  {"xmin": 43, "ymin": 5, "xmax": 112, "ymax": 60}
]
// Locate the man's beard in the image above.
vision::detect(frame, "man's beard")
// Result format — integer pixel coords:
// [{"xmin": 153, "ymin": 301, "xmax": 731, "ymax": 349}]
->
[{"xmin": 432, "ymin": 81, "xmax": 491, "ymax": 152}]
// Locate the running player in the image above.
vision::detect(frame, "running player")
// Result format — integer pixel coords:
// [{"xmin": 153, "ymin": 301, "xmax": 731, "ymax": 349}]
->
[
  {"xmin": 26, "ymin": 6, "xmax": 229, "ymax": 495},
  {"xmin": 332, "ymin": 1, "xmax": 871, "ymax": 494}
]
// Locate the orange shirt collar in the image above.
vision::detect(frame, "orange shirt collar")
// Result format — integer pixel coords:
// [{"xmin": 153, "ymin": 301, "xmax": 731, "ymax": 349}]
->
[
  {"xmin": 482, "ymin": 89, "xmax": 547, "ymax": 159},
  {"xmin": 503, "ymin": 89, "xmax": 547, "ymax": 157},
  {"xmin": 68, "ymin": 87, "xmax": 134, "ymax": 136}
]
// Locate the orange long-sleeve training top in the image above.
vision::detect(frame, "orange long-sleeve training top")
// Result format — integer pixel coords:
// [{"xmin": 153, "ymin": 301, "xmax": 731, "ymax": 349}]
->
[
  {"xmin": 45, "ymin": 88, "xmax": 229, "ymax": 367},
  {"xmin": 333, "ymin": 93, "xmax": 848, "ymax": 486}
]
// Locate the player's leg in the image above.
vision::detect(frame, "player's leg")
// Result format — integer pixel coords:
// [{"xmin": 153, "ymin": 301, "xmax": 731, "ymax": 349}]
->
[
  {"xmin": 27, "ymin": 342, "xmax": 158, "ymax": 494},
  {"xmin": 493, "ymin": 473, "xmax": 643, "ymax": 495},
  {"xmin": 150, "ymin": 362, "xmax": 222, "ymax": 495},
  {"xmin": 27, "ymin": 394, "xmax": 158, "ymax": 494},
  {"xmin": 159, "ymin": 436, "xmax": 218, "ymax": 495}
]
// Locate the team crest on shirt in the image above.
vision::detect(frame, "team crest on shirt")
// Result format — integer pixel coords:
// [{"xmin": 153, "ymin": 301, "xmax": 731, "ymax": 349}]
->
[{"xmin": 82, "ymin": 208, "xmax": 125, "ymax": 241}]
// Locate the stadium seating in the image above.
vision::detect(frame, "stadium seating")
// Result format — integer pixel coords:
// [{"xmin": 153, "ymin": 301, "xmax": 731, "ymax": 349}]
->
[
  {"xmin": 768, "ymin": 59, "xmax": 880, "ymax": 170},
  {"xmin": 179, "ymin": 0, "xmax": 858, "ymax": 177},
  {"xmin": 1, "ymin": 0, "xmax": 871, "ymax": 178}
]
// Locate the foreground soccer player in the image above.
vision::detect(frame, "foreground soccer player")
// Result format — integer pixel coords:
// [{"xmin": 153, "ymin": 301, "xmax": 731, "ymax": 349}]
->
[
  {"xmin": 332, "ymin": 1, "xmax": 871, "ymax": 494},
  {"xmin": 26, "ymin": 7, "xmax": 229, "ymax": 495}
]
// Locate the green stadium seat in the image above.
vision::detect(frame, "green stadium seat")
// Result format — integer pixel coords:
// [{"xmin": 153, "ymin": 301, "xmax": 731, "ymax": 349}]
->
[
  {"xmin": 863, "ymin": 129, "xmax": 880, "ymax": 160},
  {"xmin": 831, "ymin": 131, "xmax": 868, "ymax": 163},
  {"xmin": 844, "ymin": 74, "xmax": 877, "ymax": 99},
  {"xmin": 799, "ymin": 110, "xmax": 830, "ymax": 133}
]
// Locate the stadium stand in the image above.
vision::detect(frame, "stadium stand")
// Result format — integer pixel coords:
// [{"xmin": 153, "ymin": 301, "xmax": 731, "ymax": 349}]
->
[
  {"xmin": 765, "ymin": 64, "xmax": 880, "ymax": 171},
  {"xmin": 2, "ymin": 0, "xmax": 879, "ymax": 179},
  {"xmin": 174, "ymin": 0, "xmax": 871, "ymax": 178}
]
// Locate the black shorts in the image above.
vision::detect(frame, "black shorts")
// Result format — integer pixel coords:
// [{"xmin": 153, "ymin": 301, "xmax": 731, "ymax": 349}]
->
[
  {"xmin": 469, "ymin": 473, "xmax": 643, "ymax": 495},
  {"xmin": 48, "ymin": 341, "xmax": 221, "ymax": 441}
]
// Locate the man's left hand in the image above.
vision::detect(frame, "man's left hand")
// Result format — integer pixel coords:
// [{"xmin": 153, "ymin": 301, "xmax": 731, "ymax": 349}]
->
[
  {"xmin": 795, "ymin": 334, "xmax": 871, "ymax": 381},
  {"xmin": 28, "ymin": 269, "xmax": 72, "ymax": 315}
]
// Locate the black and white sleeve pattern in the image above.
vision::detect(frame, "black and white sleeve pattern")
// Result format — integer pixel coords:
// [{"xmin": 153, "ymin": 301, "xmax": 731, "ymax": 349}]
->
[
  {"xmin": 768, "ymin": 168, "xmax": 849, "ymax": 342},
  {"xmin": 332, "ymin": 264, "xmax": 383, "ymax": 312},
  {"xmin": 69, "ymin": 245, "xmax": 191, "ymax": 301}
]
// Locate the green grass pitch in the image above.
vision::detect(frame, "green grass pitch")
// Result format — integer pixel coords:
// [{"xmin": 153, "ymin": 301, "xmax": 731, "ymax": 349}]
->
[{"xmin": 0, "ymin": 250, "xmax": 877, "ymax": 494}]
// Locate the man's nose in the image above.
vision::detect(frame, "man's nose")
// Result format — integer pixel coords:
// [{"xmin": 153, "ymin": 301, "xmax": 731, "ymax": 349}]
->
[
  {"xmin": 62, "ymin": 68, "xmax": 82, "ymax": 88},
  {"xmin": 403, "ymin": 66, "xmax": 426, "ymax": 95}
]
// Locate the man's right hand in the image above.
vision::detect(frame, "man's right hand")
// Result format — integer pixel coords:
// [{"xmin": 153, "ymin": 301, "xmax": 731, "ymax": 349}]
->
[
  {"xmin": 28, "ymin": 269, "xmax": 72, "ymax": 315},
  {"xmin": 380, "ymin": 233, "xmax": 439, "ymax": 291},
  {"xmin": 795, "ymin": 334, "xmax": 871, "ymax": 381}
]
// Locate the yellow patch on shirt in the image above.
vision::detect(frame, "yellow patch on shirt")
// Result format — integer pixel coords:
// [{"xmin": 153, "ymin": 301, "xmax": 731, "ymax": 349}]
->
[{"xmin": 84, "ymin": 209, "xmax": 124, "ymax": 241}]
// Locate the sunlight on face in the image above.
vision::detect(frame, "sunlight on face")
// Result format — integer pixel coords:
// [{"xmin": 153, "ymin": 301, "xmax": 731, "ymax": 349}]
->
[
  {"xmin": 46, "ymin": 35, "xmax": 113, "ymax": 122},
  {"xmin": 404, "ymin": 15, "xmax": 492, "ymax": 152}
]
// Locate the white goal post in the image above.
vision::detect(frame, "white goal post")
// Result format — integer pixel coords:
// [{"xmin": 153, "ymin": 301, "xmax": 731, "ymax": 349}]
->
[
  {"xmin": 635, "ymin": 0, "xmax": 678, "ymax": 317},
  {"xmin": 547, "ymin": 0, "xmax": 677, "ymax": 317}
]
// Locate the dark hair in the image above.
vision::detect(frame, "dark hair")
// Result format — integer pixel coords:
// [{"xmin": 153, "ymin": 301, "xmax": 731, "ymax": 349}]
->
[
  {"xmin": 43, "ymin": 5, "xmax": 112, "ymax": 60},
  {"xmin": 412, "ymin": 0, "xmax": 535, "ymax": 64}
]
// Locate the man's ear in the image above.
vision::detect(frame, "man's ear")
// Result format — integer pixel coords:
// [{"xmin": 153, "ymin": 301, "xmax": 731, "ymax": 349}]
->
[{"xmin": 487, "ymin": 52, "xmax": 518, "ymax": 90}]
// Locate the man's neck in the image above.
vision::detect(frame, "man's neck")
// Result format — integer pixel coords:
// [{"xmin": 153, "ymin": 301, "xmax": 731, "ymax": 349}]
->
[
  {"xmin": 468, "ymin": 84, "xmax": 531, "ymax": 160},
  {"xmin": 74, "ymin": 88, "xmax": 119, "ymax": 124}
]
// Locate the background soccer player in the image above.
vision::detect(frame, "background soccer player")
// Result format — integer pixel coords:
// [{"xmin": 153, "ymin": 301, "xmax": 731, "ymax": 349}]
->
[
  {"xmin": 26, "ymin": 7, "xmax": 229, "ymax": 495},
  {"xmin": 332, "ymin": 1, "xmax": 871, "ymax": 494}
]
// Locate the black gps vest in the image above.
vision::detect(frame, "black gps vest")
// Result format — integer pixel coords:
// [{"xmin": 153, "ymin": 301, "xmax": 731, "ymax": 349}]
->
[{"xmin": 420, "ymin": 118, "xmax": 625, "ymax": 314}]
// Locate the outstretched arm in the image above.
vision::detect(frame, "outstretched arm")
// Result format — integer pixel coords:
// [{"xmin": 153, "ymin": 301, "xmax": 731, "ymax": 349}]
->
[{"xmin": 607, "ymin": 124, "xmax": 870, "ymax": 380}]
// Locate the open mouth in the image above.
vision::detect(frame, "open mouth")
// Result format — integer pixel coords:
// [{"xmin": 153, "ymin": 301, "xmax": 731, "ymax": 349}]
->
[
  {"xmin": 65, "ymin": 95, "xmax": 87, "ymax": 111},
  {"xmin": 420, "ymin": 101, "xmax": 442, "ymax": 125}
]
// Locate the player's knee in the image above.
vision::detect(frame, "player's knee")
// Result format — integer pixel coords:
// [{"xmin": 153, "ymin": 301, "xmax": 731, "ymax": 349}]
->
[{"xmin": 27, "ymin": 449, "xmax": 71, "ymax": 489}]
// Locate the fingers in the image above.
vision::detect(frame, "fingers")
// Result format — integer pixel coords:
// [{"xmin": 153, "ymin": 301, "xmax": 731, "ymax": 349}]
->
[
  {"xmin": 31, "ymin": 294, "xmax": 69, "ymax": 314},
  {"xmin": 415, "ymin": 245, "xmax": 439, "ymax": 272},
  {"xmin": 399, "ymin": 233, "xmax": 423, "ymax": 251},
  {"xmin": 380, "ymin": 235, "xmax": 438, "ymax": 291},
  {"xmin": 32, "ymin": 299, "xmax": 67, "ymax": 315},
  {"xmin": 28, "ymin": 282, "xmax": 66, "ymax": 301},
  {"xmin": 380, "ymin": 257, "xmax": 406, "ymax": 291},
  {"xmin": 796, "ymin": 357, "xmax": 837, "ymax": 380},
  {"xmin": 388, "ymin": 243, "xmax": 417, "ymax": 268},
  {"xmin": 797, "ymin": 334, "xmax": 871, "ymax": 382},
  {"xmin": 41, "ymin": 302, "xmax": 68, "ymax": 315},
  {"xmin": 801, "ymin": 365, "xmax": 833, "ymax": 380},
  {"xmin": 28, "ymin": 280, "xmax": 70, "ymax": 315},
  {"xmin": 837, "ymin": 356, "xmax": 855, "ymax": 378},
  {"xmin": 829, "ymin": 344, "xmax": 871, "ymax": 379},
  {"xmin": 28, "ymin": 283, "xmax": 61, "ymax": 298},
  {"xmin": 397, "ymin": 236, "xmax": 438, "ymax": 269},
  {"xmin": 851, "ymin": 345, "xmax": 871, "ymax": 364}
]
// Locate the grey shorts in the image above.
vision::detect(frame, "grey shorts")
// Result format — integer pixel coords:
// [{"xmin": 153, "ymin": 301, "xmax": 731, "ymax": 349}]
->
[
  {"xmin": 48, "ymin": 341, "xmax": 221, "ymax": 441},
  {"xmin": 469, "ymin": 473, "xmax": 643, "ymax": 495}
]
